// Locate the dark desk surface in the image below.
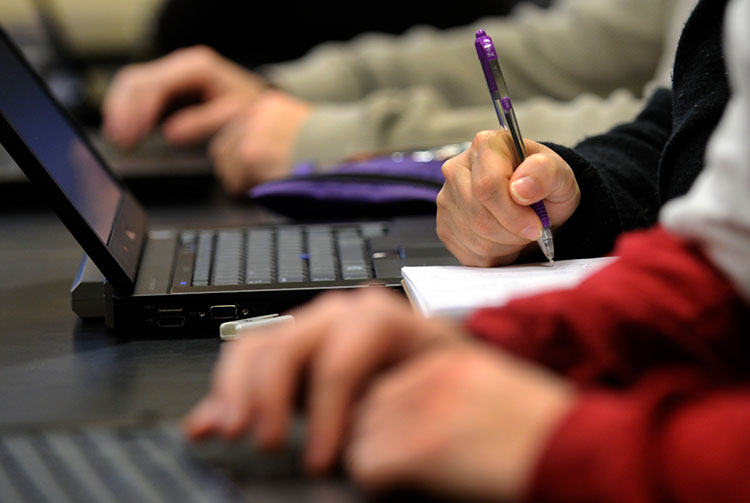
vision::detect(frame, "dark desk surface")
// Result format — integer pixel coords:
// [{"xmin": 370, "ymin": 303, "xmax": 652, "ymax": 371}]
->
[
  {"xmin": 0, "ymin": 183, "xmax": 440, "ymax": 503},
  {"xmin": 0, "ymin": 185, "xmax": 285, "ymax": 429}
]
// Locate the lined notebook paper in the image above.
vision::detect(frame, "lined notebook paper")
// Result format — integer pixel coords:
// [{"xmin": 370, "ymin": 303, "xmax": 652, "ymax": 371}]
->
[{"xmin": 401, "ymin": 257, "xmax": 617, "ymax": 319}]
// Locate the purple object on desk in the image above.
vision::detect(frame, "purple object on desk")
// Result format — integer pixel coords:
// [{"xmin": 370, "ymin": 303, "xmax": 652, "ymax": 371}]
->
[{"xmin": 249, "ymin": 155, "xmax": 447, "ymax": 219}]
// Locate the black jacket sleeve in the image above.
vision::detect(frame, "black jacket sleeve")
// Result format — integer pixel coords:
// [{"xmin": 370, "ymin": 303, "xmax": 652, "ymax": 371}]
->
[{"xmin": 544, "ymin": 88, "xmax": 674, "ymax": 259}]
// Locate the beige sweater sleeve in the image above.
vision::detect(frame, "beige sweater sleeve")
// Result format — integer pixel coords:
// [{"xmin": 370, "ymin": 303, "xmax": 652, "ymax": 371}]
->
[{"xmin": 264, "ymin": 0, "xmax": 682, "ymax": 165}]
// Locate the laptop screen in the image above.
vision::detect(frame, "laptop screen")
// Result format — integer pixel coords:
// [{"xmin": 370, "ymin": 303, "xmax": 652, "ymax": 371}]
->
[{"xmin": 0, "ymin": 33, "xmax": 122, "ymax": 244}]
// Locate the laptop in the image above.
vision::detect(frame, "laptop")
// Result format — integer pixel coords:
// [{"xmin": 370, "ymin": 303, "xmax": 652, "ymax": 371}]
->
[
  {"xmin": 0, "ymin": 27, "xmax": 457, "ymax": 334},
  {"xmin": 2, "ymin": 1, "xmax": 214, "ymax": 182}
]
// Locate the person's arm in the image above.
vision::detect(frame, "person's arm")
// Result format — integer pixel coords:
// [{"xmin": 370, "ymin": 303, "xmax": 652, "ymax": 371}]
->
[
  {"xmin": 266, "ymin": 0, "xmax": 670, "ymax": 106},
  {"xmin": 542, "ymin": 87, "xmax": 674, "ymax": 260},
  {"xmin": 271, "ymin": 0, "xmax": 674, "ymax": 164},
  {"xmin": 291, "ymin": 85, "xmax": 649, "ymax": 167},
  {"xmin": 527, "ymin": 377, "xmax": 750, "ymax": 502},
  {"xmin": 466, "ymin": 226, "xmax": 747, "ymax": 385}
]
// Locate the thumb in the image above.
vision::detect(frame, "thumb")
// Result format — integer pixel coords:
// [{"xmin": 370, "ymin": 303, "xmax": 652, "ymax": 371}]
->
[{"xmin": 509, "ymin": 152, "xmax": 578, "ymax": 208}]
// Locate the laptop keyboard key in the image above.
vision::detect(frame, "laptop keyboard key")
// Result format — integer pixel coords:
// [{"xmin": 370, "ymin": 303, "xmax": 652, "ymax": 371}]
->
[
  {"xmin": 337, "ymin": 230, "xmax": 371, "ymax": 280},
  {"xmin": 308, "ymin": 227, "xmax": 337, "ymax": 281},
  {"xmin": 193, "ymin": 231, "xmax": 214, "ymax": 285},
  {"xmin": 277, "ymin": 228, "xmax": 307, "ymax": 282},
  {"xmin": 246, "ymin": 229, "xmax": 274, "ymax": 284},
  {"xmin": 359, "ymin": 222, "xmax": 386, "ymax": 238},
  {"xmin": 173, "ymin": 248, "xmax": 195, "ymax": 288},
  {"xmin": 211, "ymin": 231, "xmax": 243, "ymax": 286},
  {"xmin": 372, "ymin": 253, "xmax": 403, "ymax": 279}
]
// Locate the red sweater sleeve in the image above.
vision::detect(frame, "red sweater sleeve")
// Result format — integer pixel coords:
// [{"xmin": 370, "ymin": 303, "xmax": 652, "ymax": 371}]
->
[
  {"xmin": 465, "ymin": 227, "xmax": 749, "ymax": 386},
  {"xmin": 526, "ymin": 372, "xmax": 750, "ymax": 502}
]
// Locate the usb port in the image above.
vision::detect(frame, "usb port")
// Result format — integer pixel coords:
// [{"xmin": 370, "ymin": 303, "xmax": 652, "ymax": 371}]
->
[
  {"xmin": 156, "ymin": 315, "xmax": 185, "ymax": 328},
  {"xmin": 157, "ymin": 306, "xmax": 184, "ymax": 314},
  {"xmin": 210, "ymin": 305, "xmax": 238, "ymax": 320}
]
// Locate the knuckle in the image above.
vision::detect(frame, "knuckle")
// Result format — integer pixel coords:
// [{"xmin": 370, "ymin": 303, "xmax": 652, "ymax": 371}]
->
[
  {"xmin": 523, "ymin": 152, "xmax": 555, "ymax": 178},
  {"xmin": 471, "ymin": 172, "xmax": 500, "ymax": 202},
  {"xmin": 470, "ymin": 130, "xmax": 493, "ymax": 150},
  {"xmin": 435, "ymin": 187, "xmax": 450, "ymax": 211},
  {"xmin": 440, "ymin": 158, "xmax": 457, "ymax": 179}
]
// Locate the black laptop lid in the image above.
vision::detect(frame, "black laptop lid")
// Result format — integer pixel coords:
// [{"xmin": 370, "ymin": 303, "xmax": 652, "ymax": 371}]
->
[{"xmin": 0, "ymin": 27, "xmax": 147, "ymax": 294}]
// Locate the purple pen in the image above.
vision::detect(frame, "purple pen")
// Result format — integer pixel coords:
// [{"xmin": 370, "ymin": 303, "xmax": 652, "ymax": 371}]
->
[{"xmin": 474, "ymin": 29, "xmax": 555, "ymax": 263}]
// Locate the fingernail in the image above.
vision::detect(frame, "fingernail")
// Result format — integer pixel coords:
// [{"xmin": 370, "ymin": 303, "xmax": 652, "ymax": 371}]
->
[
  {"xmin": 521, "ymin": 225, "xmax": 542, "ymax": 241},
  {"xmin": 510, "ymin": 176, "xmax": 539, "ymax": 203}
]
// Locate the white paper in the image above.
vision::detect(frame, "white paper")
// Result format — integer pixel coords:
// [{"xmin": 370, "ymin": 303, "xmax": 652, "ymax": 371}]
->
[{"xmin": 402, "ymin": 257, "xmax": 617, "ymax": 319}]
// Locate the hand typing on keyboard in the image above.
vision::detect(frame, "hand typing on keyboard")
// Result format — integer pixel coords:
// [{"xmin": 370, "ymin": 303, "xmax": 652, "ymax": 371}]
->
[
  {"xmin": 182, "ymin": 288, "xmax": 464, "ymax": 463},
  {"xmin": 182, "ymin": 286, "xmax": 574, "ymax": 501}
]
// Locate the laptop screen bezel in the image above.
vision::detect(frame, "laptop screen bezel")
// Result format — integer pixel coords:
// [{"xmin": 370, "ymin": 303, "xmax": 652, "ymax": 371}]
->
[{"xmin": 0, "ymin": 27, "xmax": 147, "ymax": 295}]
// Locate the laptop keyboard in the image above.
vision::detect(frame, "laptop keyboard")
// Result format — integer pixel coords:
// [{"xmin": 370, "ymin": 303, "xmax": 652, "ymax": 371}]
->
[
  {"xmin": 0, "ymin": 424, "xmax": 240, "ymax": 503},
  {"xmin": 0, "ymin": 420, "xmax": 374, "ymax": 503},
  {"xmin": 176, "ymin": 223, "xmax": 386, "ymax": 287}
]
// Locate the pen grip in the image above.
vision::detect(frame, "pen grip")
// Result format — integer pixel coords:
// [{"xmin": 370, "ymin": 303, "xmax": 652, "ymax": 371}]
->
[{"xmin": 530, "ymin": 200, "xmax": 550, "ymax": 228}]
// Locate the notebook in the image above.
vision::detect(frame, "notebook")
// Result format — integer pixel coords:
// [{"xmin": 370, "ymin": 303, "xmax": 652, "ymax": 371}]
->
[
  {"xmin": 0, "ymin": 27, "xmax": 457, "ymax": 333},
  {"xmin": 402, "ymin": 257, "xmax": 617, "ymax": 319}
]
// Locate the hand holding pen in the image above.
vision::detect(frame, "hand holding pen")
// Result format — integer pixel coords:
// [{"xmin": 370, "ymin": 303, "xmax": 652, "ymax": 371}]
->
[
  {"xmin": 474, "ymin": 29, "xmax": 555, "ymax": 263},
  {"xmin": 435, "ymin": 31, "xmax": 581, "ymax": 267}
]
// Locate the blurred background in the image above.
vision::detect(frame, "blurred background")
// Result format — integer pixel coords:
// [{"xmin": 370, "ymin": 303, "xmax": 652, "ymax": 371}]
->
[
  {"xmin": 1, "ymin": 0, "xmax": 544, "ymax": 113},
  {"xmin": 0, "ymin": 0, "xmax": 546, "ymax": 199},
  {"xmin": 1, "ymin": 0, "xmax": 159, "ymax": 56}
]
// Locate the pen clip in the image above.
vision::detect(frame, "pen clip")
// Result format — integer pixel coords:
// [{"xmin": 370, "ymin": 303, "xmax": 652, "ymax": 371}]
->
[
  {"xmin": 475, "ymin": 29, "xmax": 527, "ymax": 163},
  {"xmin": 475, "ymin": 30, "xmax": 500, "ymax": 96}
]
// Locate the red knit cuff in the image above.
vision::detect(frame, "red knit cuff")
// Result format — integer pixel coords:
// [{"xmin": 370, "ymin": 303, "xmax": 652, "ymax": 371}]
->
[{"xmin": 524, "ymin": 391, "xmax": 650, "ymax": 502}]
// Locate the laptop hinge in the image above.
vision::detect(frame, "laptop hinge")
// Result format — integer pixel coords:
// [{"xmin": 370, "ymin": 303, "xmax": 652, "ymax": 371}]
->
[{"xmin": 70, "ymin": 253, "xmax": 106, "ymax": 318}]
